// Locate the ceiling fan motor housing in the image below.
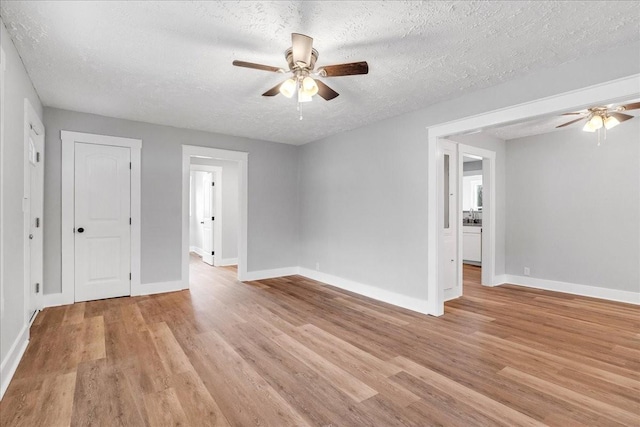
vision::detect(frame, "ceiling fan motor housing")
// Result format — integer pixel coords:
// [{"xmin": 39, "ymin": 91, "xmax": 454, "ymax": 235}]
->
[{"xmin": 285, "ymin": 47, "xmax": 319, "ymax": 73}]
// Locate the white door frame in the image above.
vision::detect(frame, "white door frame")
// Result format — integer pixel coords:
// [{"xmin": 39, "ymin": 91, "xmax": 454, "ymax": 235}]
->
[
  {"xmin": 24, "ymin": 99, "xmax": 44, "ymax": 321},
  {"xmin": 189, "ymin": 165, "xmax": 223, "ymax": 266},
  {"xmin": 426, "ymin": 74, "xmax": 640, "ymax": 316},
  {"xmin": 457, "ymin": 144, "xmax": 496, "ymax": 295},
  {"xmin": 182, "ymin": 145, "xmax": 248, "ymax": 283},
  {"xmin": 60, "ymin": 131, "xmax": 142, "ymax": 305}
]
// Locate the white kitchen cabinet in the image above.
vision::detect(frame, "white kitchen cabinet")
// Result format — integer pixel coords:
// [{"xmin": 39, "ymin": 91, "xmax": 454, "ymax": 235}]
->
[{"xmin": 463, "ymin": 226, "xmax": 482, "ymax": 263}]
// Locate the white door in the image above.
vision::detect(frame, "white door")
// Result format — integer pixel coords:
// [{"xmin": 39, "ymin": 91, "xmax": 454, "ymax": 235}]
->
[
  {"xmin": 201, "ymin": 172, "xmax": 215, "ymax": 265},
  {"xmin": 438, "ymin": 139, "xmax": 459, "ymax": 301},
  {"xmin": 74, "ymin": 143, "xmax": 131, "ymax": 302},
  {"xmin": 26, "ymin": 128, "xmax": 44, "ymax": 322}
]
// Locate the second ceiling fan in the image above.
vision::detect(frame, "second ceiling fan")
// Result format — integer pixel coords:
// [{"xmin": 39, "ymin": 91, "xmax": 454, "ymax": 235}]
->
[{"xmin": 233, "ymin": 33, "xmax": 368, "ymax": 107}]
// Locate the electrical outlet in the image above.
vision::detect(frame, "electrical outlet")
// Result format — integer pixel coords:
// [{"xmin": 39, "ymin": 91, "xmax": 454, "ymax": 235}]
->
[
  {"xmin": 315, "ymin": 262, "xmax": 320, "ymax": 271},
  {"xmin": 524, "ymin": 267, "xmax": 530, "ymax": 276}
]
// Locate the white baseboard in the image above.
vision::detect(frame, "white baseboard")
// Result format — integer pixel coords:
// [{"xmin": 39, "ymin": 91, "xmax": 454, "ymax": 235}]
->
[
  {"xmin": 43, "ymin": 292, "xmax": 73, "ymax": 308},
  {"xmin": 131, "ymin": 280, "xmax": 187, "ymax": 297},
  {"xmin": 218, "ymin": 258, "xmax": 238, "ymax": 267},
  {"xmin": 189, "ymin": 246, "xmax": 204, "ymax": 257},
  {"xmin": 503, "ymin": 275, "xmax": 640, "ymax": 305},
  {"xmin": 0, "ymin": 323, "xmax": 29, "ymax": 400},
  {"xmin": 298, "ymin": 268, "xmax": 430, "ymax": 315},
  {"xmin": 491, "ymin": 274, "xmax": 508, "ymax": 287},
  {"xmin": 242, "ymin": 267, "xmax": 300, "ymax": 281}
]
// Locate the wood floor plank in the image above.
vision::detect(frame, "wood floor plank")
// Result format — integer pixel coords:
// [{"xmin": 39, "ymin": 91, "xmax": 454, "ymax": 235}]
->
[
  {"xmin": 3, "ymin": 259, "xmax": 639, "ymax": 425},
  {"xmin": 271, "ymin": 332, "xmax": 379, "ymax": 402},
  {"xmin": 170, "ymin": 370, "xmax": 230, "ymax": 427},
  {"xmin": 143, "ymin": 387, "xmax": 190, "ymax": 427},
  {"xmin": 71, "ymin": 359, "xmax": 147, "ymax": 426},
  {"xmin": 30, "ymin": 372, "xmax": 77, "ymax": 427},
  {"xmin": 391, "ymin": 356, "xmax": 546, "ymax": 427},
  {"xmin": 192, "ymin": 329, "xmax": 312, "ymax": 426},
  {"xmin": 499, "ymin": 366, "xmax": 640, "ymax": 426}
]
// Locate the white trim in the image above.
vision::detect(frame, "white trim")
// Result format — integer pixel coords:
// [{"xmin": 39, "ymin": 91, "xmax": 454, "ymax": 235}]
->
[
  {"xmin": 0, "ymin": 323, "xmax": 29, "ymax": 400},
  {"xmin": 189, "ymin": 246, "xmax": 204, "ymax": 257},
  {"xmin": 492, "ymin": 274, "xmax": 507, "ymax": 287},
  {"xmin": 427, "ymin": 74, "xmax": 640, "ymax": 317},
  {"xmin": 59, "ymin": 131, "xmax": 142, "ymax": 305},
  {"xmin": 189, "ymin": 164, "xmax": 223, "ymax": 266},
  {"xmin": 243, "ymin": 266, "xmax": 300, "ymax": 281},
  {"xmin": 502, "ymin": 275, "xmax": 640, "ymax": 305},
  {"xmin": 299, "ymin": 268, "xmax": 430, "ymax": 315},
  {"xmin": 218, "ymin": 258, "xmax": 238, "ymax": 267},
  {"xmin": 43, "ymin": 292, "xmax": 72, "ymax": 308},
  {"xmin": 23, "ymin": 99, "xmax": 45, "ymax": 322},
  {"xmin": 182, "ymin": 145, "xmax": 248, "ymax": 286},
  {"xmin": 131, "ymin": 280, "xmax": 186, "ymax": 297}
]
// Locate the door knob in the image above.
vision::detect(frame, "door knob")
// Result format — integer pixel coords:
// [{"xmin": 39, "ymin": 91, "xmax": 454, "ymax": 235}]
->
[
  {"xmin": 29, "ymin": 234, "xmax": 33, "ymax": 240},
  {"xmin": 77, "ymin": 227, "xmax": 85, "ymax": 233}
]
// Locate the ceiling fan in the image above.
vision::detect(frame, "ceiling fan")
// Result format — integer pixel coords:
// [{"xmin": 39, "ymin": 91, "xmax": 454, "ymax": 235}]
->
[
  {"xmin": 556, "ymin": 102, "xmax": 640, "ymax": 132},
  {"xmin": 232, "ymin": 33, "xmax": 369, "ymax": 118}
]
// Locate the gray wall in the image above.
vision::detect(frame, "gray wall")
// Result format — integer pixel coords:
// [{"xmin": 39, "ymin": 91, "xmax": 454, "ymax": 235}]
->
[
  {"xmin": 298, "ymin": 41, "xmax": 639, "ymax": 302},
  {"xmin": 43, "ymin": 108, "xmax": 299, "ymax": 294},
  {"xmin": 506, "ymin": 123, "xmax": 640, "ymax": 292},
  {"xmin": 0, "ymin": 21, "xmax": 43, "ymax": 364},
  {"xmin": 190, "ymin": 157, "xmax": 240, "ymax": 260}
]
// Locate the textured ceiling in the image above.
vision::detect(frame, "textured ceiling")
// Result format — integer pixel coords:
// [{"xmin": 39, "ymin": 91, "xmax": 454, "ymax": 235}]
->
[
  {"xmin": 2, "ymin": 1, "xmax": 639, "ymax": 145},
  {"xmin": 484, "ymin": 98, "xmax": 640, "ymax": 140}
]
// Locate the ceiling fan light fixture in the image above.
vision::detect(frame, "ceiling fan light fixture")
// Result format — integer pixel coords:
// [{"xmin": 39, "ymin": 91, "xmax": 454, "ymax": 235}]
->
[
  {"xmin": 297, "ymin": 89, "xmax": 313, "ymax": 103},
  {"xmin": 604, "ymin": 115, "xmax": 620, "ymax": 130},
  {"xmin": 583, "ymin": 114, "xmax": 603, "ymax": 132},
  {"xmin": 279, "ymin": 78, "xmax": 297, "ymax": 98},
  {"xmin": 301, "ymin": 76, "xmax": 318, "ymax": 97}
]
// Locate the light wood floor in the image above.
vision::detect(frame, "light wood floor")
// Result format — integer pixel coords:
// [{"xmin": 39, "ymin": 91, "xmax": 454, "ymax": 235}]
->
[{"xmin": 2, "ymin": 258, "xmax": 639, "ymax": 426}]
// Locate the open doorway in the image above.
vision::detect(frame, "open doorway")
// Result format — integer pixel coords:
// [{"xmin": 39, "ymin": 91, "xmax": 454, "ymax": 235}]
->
[
  {"xmin": 461, "ymin": 155, "xmax": 483, "ymax": 295},
  {"xmin": 188, "ymin": 157, "xmax": 240, "ymax": 276}
]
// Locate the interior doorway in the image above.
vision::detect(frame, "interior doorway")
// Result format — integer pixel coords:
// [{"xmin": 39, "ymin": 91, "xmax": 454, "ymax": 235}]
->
[
  {"xmin": 182, "ymin": 145, "xmax": 248, "ymax": 286},
  {"xmin": 189, "ymin": 167, "xmax": 221, "ymax": 266},
  {"xmin": 461, "ymin": 154, "xmax": 483, "ymax": 296}
]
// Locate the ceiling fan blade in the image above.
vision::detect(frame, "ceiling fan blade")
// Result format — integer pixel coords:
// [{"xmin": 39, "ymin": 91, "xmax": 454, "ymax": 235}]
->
[
  {"xmin": 233, "ymin": 60, "xmax": 284, "ymax": 73},
  {"xmin": 315, "ymin": 80, "xmax": 339, "ymax": 101},
  {"xmin": 561, "ymin": 112, "xmax": 583, "ymax": 115},
  {"xmin": 292, "ymin": 33, "xmax": 313, "ymax": 67},
  {"xmin": 262, "ymin": 82, "xmax": 284, "ymax": 97},
  {"xmin": 556, "ymin": 117, "xmax": 586, "ymax": 128},
  {"xmin": 618, "ymin": 101, "xmax": 640, "ymax": 111},
  {"xmin": 318, "ymin": 61, "xmax": 369, "ymax": 77},
  {"xmin": 609, "ymin": 112, "xmax": 634, "ymax": 123}
]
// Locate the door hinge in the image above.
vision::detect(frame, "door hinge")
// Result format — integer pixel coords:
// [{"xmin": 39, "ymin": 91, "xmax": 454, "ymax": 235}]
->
[
  {"xmin": 129, "ymin": 217, "xmax": 132, "ymax": 225},
  {"xmin": 129, "ymin": 162, "xmax": 132, "ymax": 169},
  {"xmin": 211, "ymin": 182, "xmax": 215, "ymax": 186},
  {"xmin": 211, "ymin": 251, "xmax": 215, "ymax": 256},
  {"xmin": 35, "ymin": 217, "xmax": 40, "ymax": 228},
  {"xmin": 36, "ymin": 152, "xmax": 41, "ymax": 163},
  {"xmin": 35, "ymin": 283, "xmax": 40, "ymax": 293},
  {"xmin": 129, "ymin": 273, "xmax": 132, "ymax": 280},
  {"xmin": 211, "ymin": 216, "xmax": 214, "ymax": 221}
]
